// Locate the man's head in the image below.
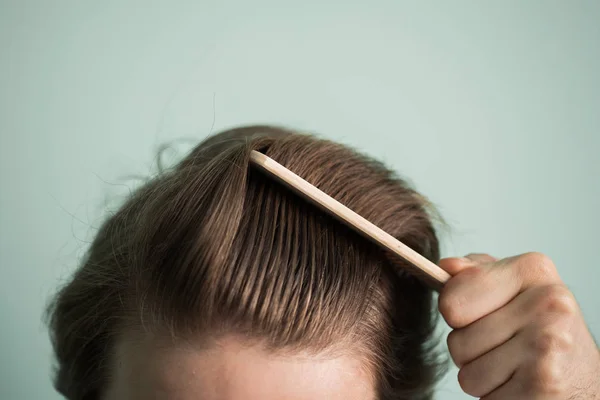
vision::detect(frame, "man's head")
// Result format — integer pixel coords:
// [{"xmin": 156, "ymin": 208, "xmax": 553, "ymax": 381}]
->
[{"xmin": 47, "ymin": 126, "xmax": 447, "ymax": 399}]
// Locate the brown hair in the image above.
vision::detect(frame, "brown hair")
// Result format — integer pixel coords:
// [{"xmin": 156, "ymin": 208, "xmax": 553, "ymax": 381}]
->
[{"xmin": 46, "ymin": 125, "xmax": 448, "ymax": 399}]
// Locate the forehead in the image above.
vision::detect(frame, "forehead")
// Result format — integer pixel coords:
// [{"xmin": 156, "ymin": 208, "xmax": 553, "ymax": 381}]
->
[{"xmin": 104, "ymin": 333, "xmax": 375, "ymax": 400}]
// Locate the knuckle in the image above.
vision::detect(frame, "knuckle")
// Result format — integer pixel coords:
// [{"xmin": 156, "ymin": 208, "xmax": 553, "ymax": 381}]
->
[
  {"xmin": 520, "ymin": 252, "xmax": 556, "ymax": 277},
  {"xmin": 533, "ymin": 327, "xmax": 573, "ymax": 355},
  {"xmin": 529, "ymin": 356, "xmax": 566, "ymax": 394},
  {"xmin": 536, "ymin": 285, "xmax": 578, "ymax": 316}
]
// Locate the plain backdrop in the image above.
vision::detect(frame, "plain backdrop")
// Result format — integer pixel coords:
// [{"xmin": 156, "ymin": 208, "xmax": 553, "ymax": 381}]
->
[{"xmin": 1, "ymin": 1, "xmax": 599, "ymax": 399}]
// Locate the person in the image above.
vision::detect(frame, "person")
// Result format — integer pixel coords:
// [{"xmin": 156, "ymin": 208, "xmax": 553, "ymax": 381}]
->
[{"xmin": 46, "ymin": 126, "xmax": 599, "ymax": 400}]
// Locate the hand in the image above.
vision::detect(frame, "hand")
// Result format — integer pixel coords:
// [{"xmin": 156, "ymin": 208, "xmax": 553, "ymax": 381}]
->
[{"xmin": 438, "ymin": 252, "xmax": 600, "ymax": 399}]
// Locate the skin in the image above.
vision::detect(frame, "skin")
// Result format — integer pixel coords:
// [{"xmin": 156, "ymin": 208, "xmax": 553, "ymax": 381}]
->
[
  {"xmin": 106, "ymin": 252, "xmax": 600, "ymax": 399},
  {"xmin": 105, "ymin": 334, "xmax": 375, "ymax": 400},
  {"xmin": 439, "ymin": 253, "xmax": 600, "ymax": 399}
]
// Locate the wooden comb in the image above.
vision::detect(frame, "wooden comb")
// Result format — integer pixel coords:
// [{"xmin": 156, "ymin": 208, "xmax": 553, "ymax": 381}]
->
[{"xmin": 249, "ymin": 150, "xmax": 451, "ymax": 291}]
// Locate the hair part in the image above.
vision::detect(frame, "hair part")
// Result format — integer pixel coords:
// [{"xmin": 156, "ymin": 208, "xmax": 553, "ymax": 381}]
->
[{"xmin": 46, "ymin": 125, "xmax": 448, "ymax": 400}]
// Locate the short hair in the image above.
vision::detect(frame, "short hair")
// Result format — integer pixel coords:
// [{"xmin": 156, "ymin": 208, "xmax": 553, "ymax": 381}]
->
[{"xmin": 46, "ymin": 125, "xmax": 448, "ymax": 400}]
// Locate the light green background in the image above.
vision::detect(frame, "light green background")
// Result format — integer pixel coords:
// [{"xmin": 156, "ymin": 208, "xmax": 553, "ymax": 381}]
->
[{"xmin": 1, "ymin": 1, "xmax": 599, "ymax": 399}]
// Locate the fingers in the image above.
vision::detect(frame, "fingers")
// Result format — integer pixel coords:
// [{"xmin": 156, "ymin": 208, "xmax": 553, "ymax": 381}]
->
[
  {"xmin": 480, "ymin": 377, "xmax": 525, "ymax": 400},
  {"xmin": 457, "ymin": 332, "xmax": 522, "ymax": 397},
  {"xmin": 439, "ymin": 252, "xmax": 563, "ymax": 329},
  {"xmin": 464, "ymin": 253, "xmax": 498, "ymax": 264},
  {"xmin": 447, "ymin": 287, "xmax": 531, "ymax": 367},
  {"xmin": 451, "ymin": 284, "xmax": 582, "ymax": 399},
  {"xmin": 456, "ymin": 318, "xmax": 579, "ymax": 400},
  {"xmin": 438, "ymin": 253, "xmax": 497, "ymax": 275},
  {"xmin": 447, "ymin": 283, "xmax": 572, "ymax": 368},
  {"xmin": 481, "ymin": 358, "xmax": 565, "ymax": 400},
  {"xmin": 441, "ymin": 252, "xmax": 596, "ymax": 399},
  {"xmin": 438, "ymin": 261, "xmax": 515, "ymax": 329}
]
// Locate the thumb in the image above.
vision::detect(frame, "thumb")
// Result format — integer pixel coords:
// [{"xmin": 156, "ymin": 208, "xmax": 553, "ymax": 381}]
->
[{"xmin": 439, "ymin": 253, "xmax": 498, "ymax": 275}]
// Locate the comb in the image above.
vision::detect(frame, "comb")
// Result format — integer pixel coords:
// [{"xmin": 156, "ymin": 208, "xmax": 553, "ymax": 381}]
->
[{"xmin": 249, "ymin": 150, "xmax": 451, "ymax": 291}]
